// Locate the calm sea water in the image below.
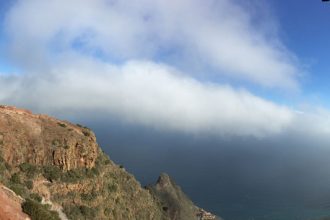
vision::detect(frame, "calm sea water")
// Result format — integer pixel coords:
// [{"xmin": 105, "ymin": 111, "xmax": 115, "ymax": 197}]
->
[{"xmin": 86, "ymin": 120, "xmax": 330, "ymax": 220}]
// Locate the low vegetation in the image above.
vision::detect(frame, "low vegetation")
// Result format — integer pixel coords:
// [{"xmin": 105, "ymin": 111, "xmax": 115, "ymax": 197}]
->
[
  {"xmin": 63, "ymin": 205, "xmax": 97, "ymax": 220},
  {"xmin": 57, "ymin": 122, "xmax": 67, "ymax": 128},
  {"xmin": 22, "ymin": 199, "xmax": 60, "ymax": 220},
  {"xmin": 43, "ymin": 166, "xmax": 61, "ymax": 182},
  {"xmin": 19, "ymin": 163, "xmax": 38, "ymax": 178}
]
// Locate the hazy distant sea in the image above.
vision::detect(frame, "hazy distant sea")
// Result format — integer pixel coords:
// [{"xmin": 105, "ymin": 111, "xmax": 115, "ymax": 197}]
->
[{"xmin": 86, "ymin": 120, "xmax": 330, "ymax": 220}]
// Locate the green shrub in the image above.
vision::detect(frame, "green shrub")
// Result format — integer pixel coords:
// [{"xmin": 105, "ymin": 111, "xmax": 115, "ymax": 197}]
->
[
  {"xmin": 4, "ymin": 162, "xmax": 11, "ymax": 171},
  {"xmin": 61, "ymin": 169, "xmax": 83, "ymax": 183},
  {"xmin": 0, "ymin": 155, "xmax": 9, "ymax": 171},
  {"xmin": 79, "ymin": 205, "xmax": 96, "ymax": 218},
  {"xmin": 85, "ymin": 167, "xmax": 99, "ymax": 178},
  {"xmin": 63, "ymin": 205, "xmax": 96, "ymax": 220},
  {"xmin": 51, "ymin": 193, "xmax": 62, "ymax": 201},
  {"xmin": 0, "ymin": 163, "xmax": 6, "ymax": 174},
  {"xmin": 0, "ymin": 133, "xmax": 3, "ymax": 145},
  {"xmin": 108, "ymin": 183, "xmax": 118, "ymax": 193},
  {"xmin": 115, "ymin": 197, "xmax": 120, "ymax": 204},
  {"xmin": 57, "ymin": 122, "xmax": 67, "ymax": 128},
  {"xmin": 52, "ymin": 139, "xmax": 60, "ymax": 147},
  {"xmin": 66, "ymin": 191, "xmax": 76, "ymax": 199},
  {"xmin": 43, "ymin": 166, "xmax": 99, "ymax": 184},
  {"xmin": 104, "ymin": 207, "xmax": 112, "ymax": 216},
  {"xmin": 30, "ymin": 193, "xmax": 42, "ymax": 202},
  {"xmin": 19, "ymin": 163, "xmax": 32, "ymax": 172},
  {"xmin": 10, "ymin": 173, "xmax": 21, "ymax": 184},
  {"xmin": 25, "ymin": 180, "xmax": 33, "ymax": 190},
  {"xmin": 82, "ymin": 130, "xmax": 90, "ymax": 137},
  {"xmin": 43, "ymin": 166, "xmax": 61, "ymax": 182},
  {"xmin": 19, "ymin": 163, "xmax": 38, "ymax": 178},
  {"xmin": 8, "ymin": 183, "xmax": 26, "ymax": 197},
  {"xmin": 80, "ymin": 191, "xmax": 97, "ymax": 201},
  {"xmin": 22, "ymin": 199, "xmax": 60, "ymax": 220},
  {"xmin": 63, "ymin": 205, "xmax": 82, "ymax": 219},
  {"xmin": 95, "ymin": 152, "xmax": 111, "ymax": 168}
]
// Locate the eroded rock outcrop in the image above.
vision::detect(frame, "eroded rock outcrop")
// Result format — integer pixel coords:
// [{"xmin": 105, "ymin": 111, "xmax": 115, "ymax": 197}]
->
[
  {"xmin": 148, "ymin": 173, "xmax": 221, "ymax": 220},
  {"xmin": 0, "ymin": 105, "xmax": 98, "ymax": 171}
]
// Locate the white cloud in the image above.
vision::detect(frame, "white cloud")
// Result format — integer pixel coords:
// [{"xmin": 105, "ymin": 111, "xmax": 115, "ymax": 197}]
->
[
  {"xmin": 4, "ymin": 0, "xmax": 329, "ymax": 139},
  {"xmin": 0, "ymin": 59, "xmax": 294, "ymax": 137},
  {"xmin": 2, "ymin": 57, "xmax": 328, "ymax": 139},
  {"xmin": 289, "ymin": 107, "xmax": 330, "ymax": 138},
  {"xmin": 4, "ymin": 0, "xmax": 300, "ymax": 89},
  {"xmin": 3, "ymin": 59, "xmax": 330, "ymax": 140}
]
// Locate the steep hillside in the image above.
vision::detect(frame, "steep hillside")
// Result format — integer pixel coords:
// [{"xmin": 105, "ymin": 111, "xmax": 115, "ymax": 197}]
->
[
  {"xmin": 0, "ymin": 105, "xmax": 219, "ymax": 220},
  {"xmin": 148, "ymin": 173, "xmax": 221, "ymax": 220},
  {"xmin": 0, "ymin": 184, "xmax": 30, "ymax": 220}
]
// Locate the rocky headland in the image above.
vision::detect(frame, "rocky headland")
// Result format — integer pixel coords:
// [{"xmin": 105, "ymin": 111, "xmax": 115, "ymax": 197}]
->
[{"xmin": 0, "ymin": 105, "xmax": 220, "ymax": 220}]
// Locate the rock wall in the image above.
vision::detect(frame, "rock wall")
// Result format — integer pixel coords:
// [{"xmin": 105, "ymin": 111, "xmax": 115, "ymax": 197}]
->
[{"xmin": 0, "ymin": 105, "xmax": 98, "ymax": 171}]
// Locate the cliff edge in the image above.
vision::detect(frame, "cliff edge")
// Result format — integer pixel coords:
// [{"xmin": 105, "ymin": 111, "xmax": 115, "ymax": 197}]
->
[{"xmin": 0, "ymin": 105, "xmax": 220, "ymax": 220}]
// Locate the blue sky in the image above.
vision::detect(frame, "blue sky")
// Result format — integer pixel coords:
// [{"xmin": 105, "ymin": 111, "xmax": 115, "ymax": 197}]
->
[
  {"xmin": 0, "ymin": 1, "xmax": 11, "ymax": 73},
  {"xmin": 1, "ymin": 0, "xmax": 330, "ymax": 139},
  {"xmin": 272, "ymin": 1, "xmax": 330, "ymax": 105}
]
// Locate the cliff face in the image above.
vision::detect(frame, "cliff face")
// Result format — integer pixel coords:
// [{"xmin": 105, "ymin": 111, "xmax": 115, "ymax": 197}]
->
[
  {"xmin": 0, "ymin": 105, "xmax": 98, "ymax": 171},
  {"xmin": 0, "ymin": 105, "xmax": 219, "ymax": 220}
]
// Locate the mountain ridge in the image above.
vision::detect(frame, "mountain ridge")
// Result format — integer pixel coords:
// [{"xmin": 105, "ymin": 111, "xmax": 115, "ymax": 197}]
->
[{"xmin": 0, "ymin": 105, "xmax": 220, "ymax": 220}]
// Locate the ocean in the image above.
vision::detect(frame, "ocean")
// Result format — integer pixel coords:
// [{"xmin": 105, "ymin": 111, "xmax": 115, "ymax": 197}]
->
[{"xmin": 87, "ymin": 120, "xmax": 330, "ymax": 220}]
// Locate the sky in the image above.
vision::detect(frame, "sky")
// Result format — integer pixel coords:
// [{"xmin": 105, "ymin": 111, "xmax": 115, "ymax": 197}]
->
[{"xmin": 0, "ymin": 0, "xmax": 330, "ymax": 140}]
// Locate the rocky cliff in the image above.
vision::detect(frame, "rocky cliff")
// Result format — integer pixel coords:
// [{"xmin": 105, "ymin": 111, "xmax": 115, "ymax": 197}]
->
[
  {"xmin": 0, "ymin": 105, "xmax": 219, "ymax": 220},
  {"xmin": 0, "ymin": 105, "xmax": 98, "ymax": 170},
  {"xmin": 148, "ymin": 173, "xmax": 199, "ymax": 220},
  {"xmin": 148, "ymin": 174, "xmax": 221, "ymax": 220}
]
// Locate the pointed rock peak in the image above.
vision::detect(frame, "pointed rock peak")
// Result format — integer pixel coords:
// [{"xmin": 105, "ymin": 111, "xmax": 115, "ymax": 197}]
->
[{"xmin": 157, "ymin": 173, "xmax": 171, "ymax": 185}]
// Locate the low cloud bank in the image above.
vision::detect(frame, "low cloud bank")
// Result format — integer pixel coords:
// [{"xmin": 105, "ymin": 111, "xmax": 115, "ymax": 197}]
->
[{"xmin": 0, "ymin": 59, "xmax": 294, "ymax": 137}]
